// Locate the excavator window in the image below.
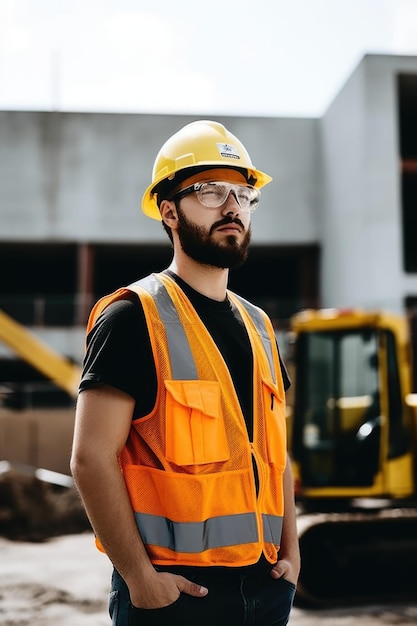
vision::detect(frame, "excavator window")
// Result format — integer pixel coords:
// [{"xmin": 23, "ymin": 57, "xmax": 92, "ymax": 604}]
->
[
  {"xmin": 292, "ymin": 328, "xmax": 382, "ymax": 487},
  {"xmin": 384, "ymin": 330, "xmax": 409, "ymax": 459}
]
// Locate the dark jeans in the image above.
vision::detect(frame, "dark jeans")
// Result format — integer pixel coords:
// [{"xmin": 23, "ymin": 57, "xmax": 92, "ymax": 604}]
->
[{"xmin": 109, "ymin": 560, "xmax": 296, "ymax": 626}]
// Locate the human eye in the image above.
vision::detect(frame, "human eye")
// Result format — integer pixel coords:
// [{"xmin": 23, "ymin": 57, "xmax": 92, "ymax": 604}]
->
[
  {"xmin": 238, "ymin": 187, "xmax": 259, "ymax": 212},
  {"xmin": 237, "ymin": 188, "xmax": 250, "ymax": 204},
  {"xmin": 200, "ymin": 183, "xmax": 224, "ymax": 200}
]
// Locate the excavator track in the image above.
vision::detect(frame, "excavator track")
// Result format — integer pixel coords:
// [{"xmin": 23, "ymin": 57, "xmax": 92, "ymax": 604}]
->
[{"xmin": 295, "ymin": 506, "xmax": 417, "ymax": 607}]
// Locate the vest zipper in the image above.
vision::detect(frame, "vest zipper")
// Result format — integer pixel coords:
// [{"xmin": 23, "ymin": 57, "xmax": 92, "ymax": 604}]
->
[
  {"xmin": 250, "ymin": 443, "xmax": 262, "ymax": 499},
  {"xmin": 250, "ymin": 443, "xmax": 265, "ymax": 546}
]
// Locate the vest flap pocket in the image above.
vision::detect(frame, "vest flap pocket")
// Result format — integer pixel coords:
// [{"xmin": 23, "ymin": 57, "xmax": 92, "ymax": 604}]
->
[
  {"xmin": 165, "ymin": 379, "xmax": 219, "ymax": 417},
  {"xmin": 164, "ymin": 380, "xmax": 230, "ymax": 466},
  {"xmin": 262, "ymin": 378, "xmax": 286, "ymax": 469}
]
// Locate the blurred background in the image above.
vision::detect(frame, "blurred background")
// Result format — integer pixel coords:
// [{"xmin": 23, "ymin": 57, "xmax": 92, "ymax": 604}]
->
[
  {"xmin": 2, "ymin": 0, "xmax": 417, "ymax": 400},
  {"xmin": 2, "ymin": 0, "xmax": 417, "ymax": 433},
  {"xmin": 1, "ymin": 0, "xmax": 417, "ymax": 617}
]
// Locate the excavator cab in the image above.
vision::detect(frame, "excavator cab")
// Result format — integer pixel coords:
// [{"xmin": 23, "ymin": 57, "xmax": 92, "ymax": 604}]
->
[
  {"xmin": 293, "ymin": 327, "xmax": 381, "ymax": 489},
  {"xmin": 290, "ymin": 309, "xmax": 415, "ymax": 502},
  {"xmin": 288, "ymin": 309, "xmax": 417, "ymax": 607}
]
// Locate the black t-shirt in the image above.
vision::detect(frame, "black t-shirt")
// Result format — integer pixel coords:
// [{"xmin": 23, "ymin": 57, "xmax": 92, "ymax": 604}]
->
[{"xmin": 80, "ymin": 271, "xmax": 290, "ymax": 441}]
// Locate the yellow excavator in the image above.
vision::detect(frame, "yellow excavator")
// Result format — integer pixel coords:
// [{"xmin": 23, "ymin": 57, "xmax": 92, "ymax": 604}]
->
[
  {"xmin": 0, "ymin": 309, "xmax": 82, "ymax": 476},
  {"xmin": 0, "ymin": 309, "xmax": 81, "ymax": 400},
  {"xmin": 287, "ymin": 308, "xmax": 417, "ymax": 607}
]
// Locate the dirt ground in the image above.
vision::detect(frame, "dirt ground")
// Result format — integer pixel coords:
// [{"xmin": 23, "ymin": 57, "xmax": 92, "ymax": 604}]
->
[
  {"xmin": 0, "ymin": 469, "xmax": 416, "ymax": 625},
  {"xmin": 1, "ymin": 532, "xmax": 416, "ymax": 626}
]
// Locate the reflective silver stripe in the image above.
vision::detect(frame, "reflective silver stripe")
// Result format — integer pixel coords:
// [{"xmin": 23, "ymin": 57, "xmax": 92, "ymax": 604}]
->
[
  {"xmin": 134, "ymin": 511, "xmax": 259, "ymax": 553},
  {"xmin": 262, "ymin": 513, "xmax": 283, "ymax": 545},
  {"xmin": 132, "ymin": 275, "xmax": 276, "ymax": 384},
  {"xmin": 133, "ymin": 274, "xmax": 198, "ymax": 380},
  {"xmin": 231, "ymin": 294, "xmax": 277, "ymax": 385}
]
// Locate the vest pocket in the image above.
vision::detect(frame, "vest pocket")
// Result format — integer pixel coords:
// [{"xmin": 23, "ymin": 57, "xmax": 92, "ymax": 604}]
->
[
  {"xmin": 262, "ymin": 378, "xmax": 287, "ymax": 470},
  {"xmin": 164, "ymin": 380, "xmax": 230, "ymax": 465}
]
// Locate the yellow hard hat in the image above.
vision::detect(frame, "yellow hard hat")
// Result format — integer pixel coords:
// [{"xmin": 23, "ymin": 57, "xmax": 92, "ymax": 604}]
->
[{"xmin": 141, "ymin": 120, "xmax": 273, "ymax": 220}]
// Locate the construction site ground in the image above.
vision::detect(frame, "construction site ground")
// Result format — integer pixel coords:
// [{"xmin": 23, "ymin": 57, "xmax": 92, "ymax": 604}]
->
[
  {"xmin": 1, "ymin": 470, "xmax": 416, "ymax": 625},
  {"xmin": 0, "ymin": 532, "xmax": 416, "ymax": 626}
]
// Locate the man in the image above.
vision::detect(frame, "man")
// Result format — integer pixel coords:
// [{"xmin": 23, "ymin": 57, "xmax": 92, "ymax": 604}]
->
[{"xmin": 71, "ymin": 120, "xmax": 300, "ymax": 626}]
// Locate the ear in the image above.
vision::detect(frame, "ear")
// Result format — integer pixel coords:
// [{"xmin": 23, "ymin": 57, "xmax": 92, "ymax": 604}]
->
[{"xmin": 160, "ymin": 200, "xmax": 178, "ymax": 229}]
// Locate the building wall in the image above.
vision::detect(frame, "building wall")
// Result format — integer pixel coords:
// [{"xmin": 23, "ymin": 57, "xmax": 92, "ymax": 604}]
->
[
  {"xmin": 0, "ymin": 112, "xmax": 320, "ymax": 245},
  {"xmin": 320, "ymin": 54, "xmax": 417, "ymax": 313},
  {"xmin": 2, "ymin": 52, "xmax": 417, "ymax": 362}
]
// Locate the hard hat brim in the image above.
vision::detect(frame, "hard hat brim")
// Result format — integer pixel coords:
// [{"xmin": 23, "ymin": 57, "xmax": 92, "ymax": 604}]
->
[{"xmin": 141, "ymin": 164, "xmax": 272, "ymax": 221}]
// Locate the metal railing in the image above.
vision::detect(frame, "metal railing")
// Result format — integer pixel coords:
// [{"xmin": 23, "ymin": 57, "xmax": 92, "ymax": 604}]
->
[{"xmin": 0, "ymin": 294, "xmax": 94, "ymax": 327}]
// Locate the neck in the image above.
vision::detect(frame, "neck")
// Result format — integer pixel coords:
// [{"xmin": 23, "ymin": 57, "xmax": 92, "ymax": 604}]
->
[{"xmin": 168, "ymin": 254, "xmax": 229, "ymax": 301}]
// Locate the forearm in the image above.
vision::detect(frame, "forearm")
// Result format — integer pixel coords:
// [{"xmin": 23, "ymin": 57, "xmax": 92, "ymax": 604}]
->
[
  {"xmin": 71, "ymin": 389, "xmax": 207, "ymax": 609},
  {"xmin": 71, "ymin": 452, "xmax": 155, "ymax": 589},
  {"xmin": 278, "ymin": 457, "xmax": 301, "ymax": 578}
]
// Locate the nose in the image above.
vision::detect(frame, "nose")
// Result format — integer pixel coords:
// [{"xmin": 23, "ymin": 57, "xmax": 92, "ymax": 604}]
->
[{"xmin": 221, "ymin": 190, "xmax": 241, "ymax": 215}]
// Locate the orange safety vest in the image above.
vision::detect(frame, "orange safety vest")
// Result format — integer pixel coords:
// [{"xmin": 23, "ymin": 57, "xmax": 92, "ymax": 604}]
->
[{"xmin": 87, "ymin": 272, "xmax": 287, "ymax": 567}]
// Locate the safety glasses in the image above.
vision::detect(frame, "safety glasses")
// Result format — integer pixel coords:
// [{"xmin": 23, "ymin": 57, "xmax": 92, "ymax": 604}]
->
[{"xmin": 170, "ymin": 181, "xmax": 261, "ymax": 213}]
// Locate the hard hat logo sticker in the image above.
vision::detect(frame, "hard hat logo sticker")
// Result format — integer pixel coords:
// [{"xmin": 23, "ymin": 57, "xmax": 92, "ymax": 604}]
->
[{"xmin": 217, "ymin": 143, "xmax": 240, "ymax": 160}]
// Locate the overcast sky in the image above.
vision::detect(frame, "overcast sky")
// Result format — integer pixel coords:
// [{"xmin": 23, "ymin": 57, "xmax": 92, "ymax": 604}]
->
[{"xmin": 2, "ymin": 0, "xmax": 417, "ymax": 117}]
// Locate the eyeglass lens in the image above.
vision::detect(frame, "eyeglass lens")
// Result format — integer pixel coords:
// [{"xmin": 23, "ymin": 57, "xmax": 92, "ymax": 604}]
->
[{"xmin": 197, "ymin": 182, "xmax": 260, "ymax": 212}]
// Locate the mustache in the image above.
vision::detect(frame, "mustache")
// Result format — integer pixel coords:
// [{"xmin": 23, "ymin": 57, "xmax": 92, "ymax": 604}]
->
[{"xmin": 209, "ymin": 216, "xmax": 245, "ymax": 235}]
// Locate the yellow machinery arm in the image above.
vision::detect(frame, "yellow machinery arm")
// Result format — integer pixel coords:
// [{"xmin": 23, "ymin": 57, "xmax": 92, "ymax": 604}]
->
[{"xmin": 0, "ymin": 309, "xmax": 81, "ymax": 399}]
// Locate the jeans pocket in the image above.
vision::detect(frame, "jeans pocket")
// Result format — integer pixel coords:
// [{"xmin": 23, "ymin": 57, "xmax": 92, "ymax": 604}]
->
[
  {"xmin": 279, "ymin": 576, "xmax": 297, "ymax": 592},
  {"xmin": 109, "ymin": 590, "xmax": 119, "ymax": 624},
  {"xmin": 273, "ymin": 577, "xmax": 296, "ymax": 625},
  {"xmin": 128, "ymin": 594, "xmax": 189, "ymax": 626}
]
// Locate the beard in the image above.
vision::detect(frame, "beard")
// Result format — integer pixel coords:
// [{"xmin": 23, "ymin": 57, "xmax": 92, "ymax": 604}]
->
[{"xmin": 176, "ymin": 207, "xmax": 251, "ymax": 269}]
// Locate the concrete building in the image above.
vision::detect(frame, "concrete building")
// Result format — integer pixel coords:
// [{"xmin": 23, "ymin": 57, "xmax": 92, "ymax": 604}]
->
[
  {"xmin": 320, "ymin": 54, "xmax": 417, "ymax": 313},
  {"xmin": 1, "ymin": 52, "xmax": 417, "ymax": 384}
]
